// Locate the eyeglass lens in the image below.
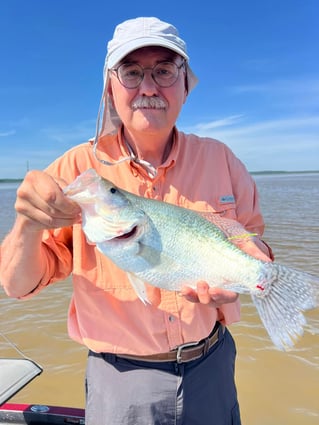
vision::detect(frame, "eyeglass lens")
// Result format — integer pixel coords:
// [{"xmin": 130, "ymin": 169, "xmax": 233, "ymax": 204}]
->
[{"xmin": 114, "ymin": 61, "xmax": 183, "ymax": 89}]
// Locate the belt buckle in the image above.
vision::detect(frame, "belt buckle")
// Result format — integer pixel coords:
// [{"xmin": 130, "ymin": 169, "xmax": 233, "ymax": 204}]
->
[{"xmin": 176, "ymin": 341, "xmax": 199, "ymax": 364}]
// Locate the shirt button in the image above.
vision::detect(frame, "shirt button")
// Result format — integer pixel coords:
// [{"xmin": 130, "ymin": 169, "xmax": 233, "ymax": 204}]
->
[{"xmin": 168, "ymin": 315, "xmax": 175, "ymax": 322}]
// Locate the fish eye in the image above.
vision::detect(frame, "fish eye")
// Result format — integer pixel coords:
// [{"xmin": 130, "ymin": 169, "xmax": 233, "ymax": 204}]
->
[{"xmin": 110, "ymin": 187, "xmax": 117, "ymax": 194}]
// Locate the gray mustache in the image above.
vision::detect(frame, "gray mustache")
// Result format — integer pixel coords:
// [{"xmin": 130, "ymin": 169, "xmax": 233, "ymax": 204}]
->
[{"xmin": 131, "ymin": 97, "xmax": 167, "ymax": 110}]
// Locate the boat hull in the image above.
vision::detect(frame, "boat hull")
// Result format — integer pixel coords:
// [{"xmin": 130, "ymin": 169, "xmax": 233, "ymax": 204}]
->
[{"xmin": 0, "ymin": 403, "xmax": 85, "ymax": 424}]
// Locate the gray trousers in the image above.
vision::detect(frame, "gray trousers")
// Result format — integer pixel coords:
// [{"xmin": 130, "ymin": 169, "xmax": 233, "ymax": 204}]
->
[{"xmin": 85, "ymin": 327, "xmax": 241, "ymax": 424}]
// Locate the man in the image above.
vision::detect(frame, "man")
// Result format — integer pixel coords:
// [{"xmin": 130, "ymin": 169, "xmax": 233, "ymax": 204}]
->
[{"xmin": 0, "ymin": 17, "xmax": 272, "ymax": 424}]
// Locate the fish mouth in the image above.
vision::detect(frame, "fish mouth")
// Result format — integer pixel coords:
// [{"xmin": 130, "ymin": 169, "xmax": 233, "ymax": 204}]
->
[{"xmin": 113, "ymin": 225, "xmax": 138, "ymax": 241}]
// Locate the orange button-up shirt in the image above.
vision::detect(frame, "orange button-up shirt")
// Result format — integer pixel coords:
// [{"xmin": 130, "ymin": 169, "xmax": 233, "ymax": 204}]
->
[{"xmin": 35, "ymin": 128, "xmax": 267, "ymax": 355}]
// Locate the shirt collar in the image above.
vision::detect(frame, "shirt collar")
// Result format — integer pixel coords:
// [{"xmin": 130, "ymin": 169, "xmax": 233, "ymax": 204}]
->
[{"xmin": 118, "ymin": 126, "xmax": 180, "ymax": 179}]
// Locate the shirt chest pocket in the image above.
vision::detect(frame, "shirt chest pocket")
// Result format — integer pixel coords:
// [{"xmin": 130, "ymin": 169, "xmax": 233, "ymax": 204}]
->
[
  {"xmin": 73, "ymin": 233, "xmax": 132, "ymax": 291},
  {"xmin": 96, "ymin": 252, "xmax": 133, "ymax": 290},
  {"xmin": 178, "ymin": 198, "xmax": 238, "ymax": 221}
]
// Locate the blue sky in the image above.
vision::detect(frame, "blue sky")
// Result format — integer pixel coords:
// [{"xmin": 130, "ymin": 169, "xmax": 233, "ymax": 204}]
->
[{"xmin": 1, "ymin": 0, "xmax": 318, "ymax": 178}]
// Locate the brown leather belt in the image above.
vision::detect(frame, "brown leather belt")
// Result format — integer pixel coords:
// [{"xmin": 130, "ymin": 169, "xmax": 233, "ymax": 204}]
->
[{"xmin": 118, "ymin": 322, "xmax": 225, "ymax": 364}]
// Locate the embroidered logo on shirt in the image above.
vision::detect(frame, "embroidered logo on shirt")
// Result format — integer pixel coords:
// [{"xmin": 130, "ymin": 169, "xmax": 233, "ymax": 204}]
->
[{"xmin": 219, "ymin": 195, "xmax": 235, "ymax": 204}]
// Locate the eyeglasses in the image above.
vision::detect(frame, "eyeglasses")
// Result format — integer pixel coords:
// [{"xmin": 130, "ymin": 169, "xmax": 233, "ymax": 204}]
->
[{"xmin": 111, "ymin": 60, "xmax": 185, "ymax": 89}]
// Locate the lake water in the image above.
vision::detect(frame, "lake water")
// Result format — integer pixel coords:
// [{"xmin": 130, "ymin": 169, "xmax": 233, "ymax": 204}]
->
[{"xmin": 0, "ymin": 173, "xmax": 318, "ymax": 424}]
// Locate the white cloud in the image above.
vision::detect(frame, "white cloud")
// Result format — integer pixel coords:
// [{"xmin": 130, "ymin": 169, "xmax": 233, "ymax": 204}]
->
[
  {"xmin": 181, "ymin": 113, "xmax": 319, "ymax": 172},
  {"xmin": 0, "ymin": 118, "xmax": 96, "ymax": 178},
  {"xmin": 193, "ymin": 114, "xmax": 244, "ymax": 131},
  {"xmin": 0, "ymin": 130, "xmax": 16, "ymax": 137},
  {"xmin": 231, "ymin": 78, "xmax": 319, "ymax": 95},
  {"xmin": 40, "ymin": 119, "xmax": 95, "ymax": 145},
  {"xmin": 229, "ymin": 78, "xmax": 319, "ymax": 111},
  {"xmin": 194, "ymin": 115, "xmax": 319, "ymax": 138}
]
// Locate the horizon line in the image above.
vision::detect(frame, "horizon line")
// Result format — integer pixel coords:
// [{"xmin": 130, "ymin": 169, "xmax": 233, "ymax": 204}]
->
[{"xmin": 1, "ymin": 169, "xmax": 319, "ymax": 183}]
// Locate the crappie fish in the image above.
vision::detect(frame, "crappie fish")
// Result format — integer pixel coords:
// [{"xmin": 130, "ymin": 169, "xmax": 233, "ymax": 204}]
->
[{"xmin": 64, "ymin": 168, "xmax": 319, "ymax": 351}]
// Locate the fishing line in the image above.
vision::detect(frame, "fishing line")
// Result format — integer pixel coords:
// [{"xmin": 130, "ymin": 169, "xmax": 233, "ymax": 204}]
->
[{"xmin": 0, "ymin": 330, "xmax": 34, "ymax": 362}]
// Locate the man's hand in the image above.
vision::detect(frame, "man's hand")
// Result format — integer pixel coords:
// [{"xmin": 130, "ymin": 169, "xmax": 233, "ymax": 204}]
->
[
  {"xmin": 15, "ymin": 170, "xmax": 81, "ymax": 231},
  {"xmin": 180, "ymin": 281, "xmax": 239, "ymax": 307},
  {"xmin": 1, "ymin": 170, "xmax": 81, "ymax": 297},
  {"xmin": 180, "ymin": 237, "xmax": 272, "ymax": 306}
]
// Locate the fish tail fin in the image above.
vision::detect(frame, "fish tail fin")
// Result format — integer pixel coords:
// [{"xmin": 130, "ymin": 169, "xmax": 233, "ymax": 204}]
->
[{"xmin": 251, "ymin": 263, "xmax": 319, "ymax": 350}]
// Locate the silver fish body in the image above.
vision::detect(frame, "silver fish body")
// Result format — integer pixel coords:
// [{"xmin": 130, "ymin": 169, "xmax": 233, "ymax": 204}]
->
[{"xmin": 64, "ymin": 168, "xmax": 319, "ymax": 350}]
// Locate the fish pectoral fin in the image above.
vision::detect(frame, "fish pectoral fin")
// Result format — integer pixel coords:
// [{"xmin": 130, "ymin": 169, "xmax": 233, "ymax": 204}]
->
[
  {"xmin": 138, "ymin": 243, "xmax": 179, "ymax": 273},
  {"xmin": 127, "ymin": 273, "xmax": 151, "ymax": 305}
]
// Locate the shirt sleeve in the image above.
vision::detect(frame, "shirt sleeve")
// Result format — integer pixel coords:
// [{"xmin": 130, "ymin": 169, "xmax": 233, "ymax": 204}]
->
[
  {"xmin": 18, "ymin": 226, "xmax": 73, "ymax": 299},
  {"xmin": 41, "ymin": 227, "xmax": 74, "ymax": 284}
]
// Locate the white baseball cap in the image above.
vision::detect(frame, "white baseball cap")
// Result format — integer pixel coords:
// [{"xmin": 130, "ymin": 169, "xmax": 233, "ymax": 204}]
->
[
  {"xmin": 96, "ymin": 17, "xmax": 198, "ymax": 137},
  {"xmin": 106, "ymin": 17, "xmax": 197, "ymax": 85}
]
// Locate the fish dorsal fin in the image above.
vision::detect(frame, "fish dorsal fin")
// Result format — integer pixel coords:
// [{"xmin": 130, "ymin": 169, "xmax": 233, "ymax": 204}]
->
[{"xmin": 198, "ymin": 212, "xmax": 257, "ymax": 243}]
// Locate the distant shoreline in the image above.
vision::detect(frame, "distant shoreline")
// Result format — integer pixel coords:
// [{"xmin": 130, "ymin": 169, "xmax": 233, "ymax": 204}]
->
[
  {"xmin": 1, "ymin": 170, "xmax": 319, "ymax": 183},
  {"xmin": 0, "ymin": 178, "xmax": 23, "ymax": 183},
  {"xmin": 250, "ymin": 170, "xmax": 319, "ymax": 176}
]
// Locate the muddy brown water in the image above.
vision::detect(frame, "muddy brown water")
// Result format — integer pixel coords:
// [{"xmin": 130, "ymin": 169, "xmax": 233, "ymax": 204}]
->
[{"xmin": 1, "ymin": 173, "xmax": 318, "ymax": 424}]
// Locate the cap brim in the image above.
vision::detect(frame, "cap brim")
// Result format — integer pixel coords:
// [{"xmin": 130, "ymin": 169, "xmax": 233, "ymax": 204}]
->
[{"xmin": 107, "ymin": 37, "xmax": 189, "ymax": 69}]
